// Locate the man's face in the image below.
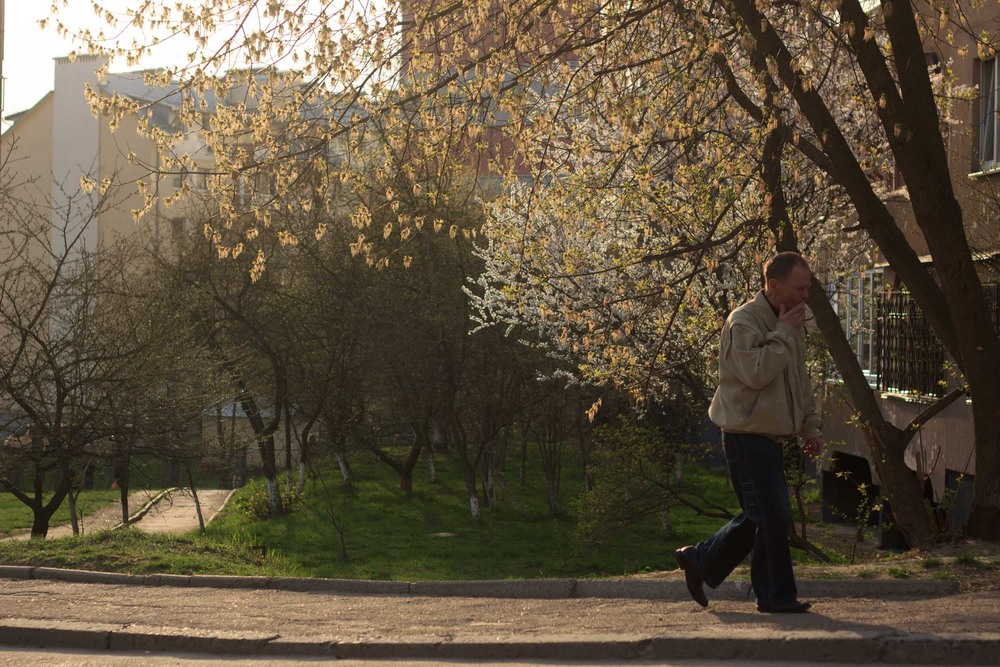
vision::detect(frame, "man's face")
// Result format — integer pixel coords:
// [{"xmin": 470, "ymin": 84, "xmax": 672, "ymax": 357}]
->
[{"xmin": 768, "ymin": 264, "xmax": 812, "ymax": 309}]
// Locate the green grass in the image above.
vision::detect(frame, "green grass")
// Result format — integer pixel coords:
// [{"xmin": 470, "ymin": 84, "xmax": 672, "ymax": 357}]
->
[
  {"xmin": 0, "ymin": 527, "xmax": 301, "ymax": 576},
  {"xmin": 204, "ymin": 455, "xmax": 741, "ymax": 581},
  {"xmin": 0, "ymin": 452, "xmax": 744, "ymax": 580},
  {"xmin": 887, "ymin": 566, "xmax": 910, "ymax": 578},
  {"xmin": 955, "ymin": 553, "xmax": 987, "ymax": 569},
  {"xmin": 0, "ymin": 489, "xmax": 123, "ymax": 535},
  {"xmin": 921, "ymin": 557, "xmax": 943, "ymax": 569}
]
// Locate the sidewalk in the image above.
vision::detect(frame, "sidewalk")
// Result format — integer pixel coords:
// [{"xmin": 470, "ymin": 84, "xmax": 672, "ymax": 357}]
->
[{"xmin": 1, "ymin": 567, "xmax": 998, "ymax": 663}]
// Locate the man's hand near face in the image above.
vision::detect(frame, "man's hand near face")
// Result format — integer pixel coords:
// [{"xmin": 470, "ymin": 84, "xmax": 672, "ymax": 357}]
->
[{"xmin": 778, "ymin": 302, "xmax": 807, "ymax": 329}]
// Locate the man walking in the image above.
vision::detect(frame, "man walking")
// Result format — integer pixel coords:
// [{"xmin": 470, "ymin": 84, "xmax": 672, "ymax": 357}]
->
[{"xmin": 676, "ymin": 252, "xmax": 823, "ymax": 613}]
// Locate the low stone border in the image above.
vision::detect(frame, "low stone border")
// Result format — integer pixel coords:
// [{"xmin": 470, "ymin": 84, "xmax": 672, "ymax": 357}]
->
[{"xmin": 112, "ymin": 487, "xmax": 180, "ymax": 530}]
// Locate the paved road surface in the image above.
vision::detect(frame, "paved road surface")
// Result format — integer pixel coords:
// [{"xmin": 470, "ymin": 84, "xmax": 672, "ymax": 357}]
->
[
  {"xmin": 0, "ymin": 573, "xmax": 997, "ymax": 663},
  {"xmin": 0, "ymin": 649, "xmax": 968, "ymax": 667}
]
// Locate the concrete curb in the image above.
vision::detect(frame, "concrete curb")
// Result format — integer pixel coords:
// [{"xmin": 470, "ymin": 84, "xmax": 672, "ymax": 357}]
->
[
  {"xmin": 1, "ymin": 618, "xmax": 998, "ymax": 663},
  {"xmin": 111, "ymin": 487, "xmax": 179, "ymax": 530},
  {"xmin": 0, "ymin": 565, "xmax": 959, "ymax": 599}
]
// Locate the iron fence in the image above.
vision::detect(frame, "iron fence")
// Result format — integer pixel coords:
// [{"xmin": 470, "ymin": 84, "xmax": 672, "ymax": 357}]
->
[
  {"xmin": 874, "ymin": 290, "xmax": 945, "ymax": 397},
  {"xmin": 873, "ymin": 284, "xmax": 999, "ymax": 398}
]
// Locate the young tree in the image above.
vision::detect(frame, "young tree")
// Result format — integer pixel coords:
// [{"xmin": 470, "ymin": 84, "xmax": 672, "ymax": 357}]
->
[
  {"xmin": 93, "ymin": 253, "xmax": 230, "ymax": 526},
  {"xmin": 0, "ymin": 176, "xmax": 215, "ymax": 536},
  {"xmin": 160, "ymin": 223, "xmax": 296, "ymax": 515}
]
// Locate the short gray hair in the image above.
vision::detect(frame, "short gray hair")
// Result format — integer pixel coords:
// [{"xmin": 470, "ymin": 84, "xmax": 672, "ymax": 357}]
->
[{"xmin": 764, "ymin": 252, "xmax": 809, "ymax": 281}]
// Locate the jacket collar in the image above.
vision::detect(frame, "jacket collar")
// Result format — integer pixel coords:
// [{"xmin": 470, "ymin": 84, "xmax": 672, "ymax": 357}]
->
[{"xmin": 752, "ymin": 291, "xmax": 779, "ymax": 327}]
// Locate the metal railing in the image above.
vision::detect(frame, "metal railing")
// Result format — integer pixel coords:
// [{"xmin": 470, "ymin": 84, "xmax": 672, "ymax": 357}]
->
[{"xmin": 873, "ymin": 290, "xmax": 945, "ymax": 398}]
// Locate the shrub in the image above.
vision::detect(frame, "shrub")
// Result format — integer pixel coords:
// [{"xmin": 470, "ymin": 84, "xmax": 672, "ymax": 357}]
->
[{"xmin": 230, "ymin": 479, "xmax": 302, "ymax": 521}]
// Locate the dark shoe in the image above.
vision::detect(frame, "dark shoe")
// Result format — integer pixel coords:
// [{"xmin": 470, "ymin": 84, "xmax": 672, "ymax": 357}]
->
[
  {"xmin": 757, "ymin": 600, "xmax": 812, "ymax": 613},
  {"xmin": 674, "ymin": 546, "xmax": 709, "ymax": 607}
]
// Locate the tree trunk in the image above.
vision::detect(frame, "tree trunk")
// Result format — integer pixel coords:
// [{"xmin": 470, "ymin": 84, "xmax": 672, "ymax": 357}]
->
[
  {"xmin": 115, "ymin": 451, "xmax": 131, "ymax": 526},
  {"xmin": 399, "ymin": 440, "xmax": 423, "ymax": 494},
  {"xmin": 297, "ymin": 426, "xmax": 313, "ymax": 497},
  {"xmin": 966, "ymin": 400, "xmax": 1000, "ymax": 538},
  {"xmin": 425, "ymin": 450, "xmax": 437, "ymax": 483},
  {"xmin": 812, "ymin": 279, "xmax": 953, "ymax": 548},
  {"xmin": 30, "ymin": 465, "xmax": 74, "ymax": 539},
  {"xmin": 240, "ymin": 392, "xmax": 283, "ymax": 514},
  {"xmin": 452, "ymin": 426, "xmax": 481, "ymax": 518},
  {"xmin": 758, "ymin": 124, "xmax": 941, "ymax": 548},
  {"xmin": 284, "ymin": 402, "xmax": 294, "ymax": 491},
  {"xmin": 68, "ymin": 489, "xmax": 80, "ymax": 536},
  {"xmin": 537, "ymin": 422, "xmax": 562, "ymax": 515},
  {"xmin": 519, "ymin": 438, "xmax": 528, "ymax": 484},
  {"xmin": 187, "ymin": 466, "xmax": 206, "ymax": 534},
  {"xmin": 259, "ymin": 435, "xmax": 284, "ymax": 515},
  {"xmin": 483, "ymin": 454, "xmax": 496, "ymax": 507},
  {"xmin": 30, "ymin": 509, "xmax": 51, "ymax": 539},
  {"xmin": 265, "ymin": 474, "xmax": 282, "ymax": 515},
  {"xmin": 335, "ymin": 451, "xmax": 352, "ymax": 485}
]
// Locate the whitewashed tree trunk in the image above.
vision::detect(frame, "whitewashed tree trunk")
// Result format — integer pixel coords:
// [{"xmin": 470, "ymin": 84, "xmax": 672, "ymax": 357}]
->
[
  {"xmin": 336, "ymin": 452, "xmax": 351, "ymax": 483},
  {"xmin": 266, "ymin": 477, "xmax": 282, "ymax": 514},
  {"xmin": 469, "ymin": 495, "xmax": 481, "ymax": 518},
  {"xmin": 426, "ymin": 452, "xmax": 437, "ymax": 482},
  {"xmin": 484, "ymin": 463, "xmax": 495, "ymax": 505},
  {"xmin": 68, "ymin": 492, "xmax": 80, "ymax": 536},
  {"xmin": 297, "ymin": 461, "xmax": 307, "ymax": 496}
]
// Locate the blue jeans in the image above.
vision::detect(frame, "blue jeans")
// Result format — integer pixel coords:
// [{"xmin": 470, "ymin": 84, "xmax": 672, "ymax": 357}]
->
[{"xmin": 691, "ymin": 433, "xmax": 798, "ymax": 608}]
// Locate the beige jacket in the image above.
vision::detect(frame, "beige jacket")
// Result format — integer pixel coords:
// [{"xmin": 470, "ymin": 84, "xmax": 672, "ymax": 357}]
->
[{"xmin": 708, "ymin": 291, "xmax": 821, "ymax": 442}]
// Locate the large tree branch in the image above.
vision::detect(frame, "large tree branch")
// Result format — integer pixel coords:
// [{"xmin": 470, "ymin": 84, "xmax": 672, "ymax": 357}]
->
[
  {"xmin": 760, "ymin": 127, "xmax": 896, "ymax": 437},
  {"xmin": 724, "ymin": 0, "xmax": 961, "ymax": 370},
  {"xmin": 901, "ymin": 386, "xmax": 968, "ymax": 441}
]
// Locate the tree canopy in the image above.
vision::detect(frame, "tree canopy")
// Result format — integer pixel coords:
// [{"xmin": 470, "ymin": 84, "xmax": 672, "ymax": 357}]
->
[{"xmin": 64, "ymin": 0, "xmax": 1000, "ymax": 539}]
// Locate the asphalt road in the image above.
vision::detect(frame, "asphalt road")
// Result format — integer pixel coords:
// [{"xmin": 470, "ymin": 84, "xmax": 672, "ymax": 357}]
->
[
  {"xmin": 0, "ymin": 572, "xmax": 997, "ymax": 664},
  {"xmin": 0, "ymin": 648, "xmax": 973, "ymax": 667}
]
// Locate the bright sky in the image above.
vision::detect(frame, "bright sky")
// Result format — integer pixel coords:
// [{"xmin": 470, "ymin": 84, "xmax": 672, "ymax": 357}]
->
[
  {"xmin": 4, "ymin": 3, "xmax": 69, "ymax": 117},
  {"xmin": 1, "ymin": 1, "xmax": 365, "ymax": 125},
  {"xmin": 3, "ymin": 2, "xmax": 130, "ymax": 119}
]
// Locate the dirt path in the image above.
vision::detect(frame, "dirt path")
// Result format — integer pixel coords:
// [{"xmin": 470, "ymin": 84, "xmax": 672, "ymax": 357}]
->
[
  {"xmin": 50, "ymin": 490, "xmax": 159, "ymax": 539},
  {"xmin": 129, "ymin": 488, "xmax": 233, "ymax": 535},
  {"xmin": 3, "ymin": 488, "xmax": 233, "ymax": 540}
]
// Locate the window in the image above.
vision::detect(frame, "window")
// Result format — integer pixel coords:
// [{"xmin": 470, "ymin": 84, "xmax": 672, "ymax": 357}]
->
[
  {"xmin": 980, "ymin": 56, "xmax": 998, "ymax": 168},
  {"xmin": 856, "ymin": 270, "xmax": 882, "ymax": 374},
  {"xmin": 168, "ymin": 217, "xmax": 193, "ymax": 245},
  {"xmin": 830, "ymin": 269, "xmax": 883, "ymax": 381},
  {"xmin": 173, "ymin": 166, "xmax": 188, "ymax": 189},
  {"xmin": 254, "ymin": 170, "xmax": 274, "ymax": 195},
  {"xmin": 189, "ymin": 171, "xmax": 207, "ymax": 191}
]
